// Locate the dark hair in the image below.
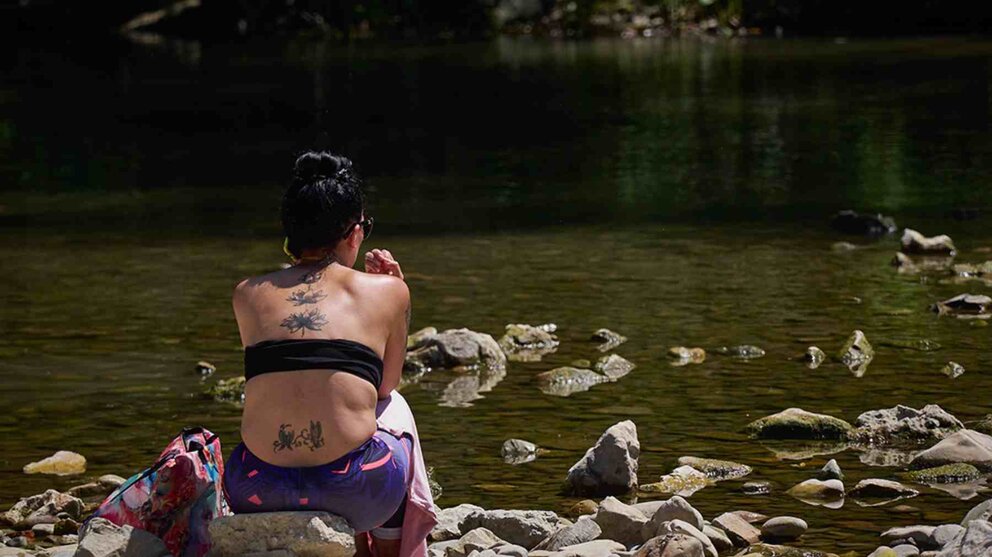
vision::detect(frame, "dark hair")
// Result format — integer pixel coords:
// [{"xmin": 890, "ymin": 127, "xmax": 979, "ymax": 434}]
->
[{"xmin": 281, "ymin": 151, "xmax": 365, "ymax": 259}]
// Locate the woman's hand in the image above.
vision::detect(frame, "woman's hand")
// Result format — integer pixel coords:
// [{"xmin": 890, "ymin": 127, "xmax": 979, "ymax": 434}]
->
[{"xmin": 364, "ymin": 249, "xmax": 404, "ymax": 280}]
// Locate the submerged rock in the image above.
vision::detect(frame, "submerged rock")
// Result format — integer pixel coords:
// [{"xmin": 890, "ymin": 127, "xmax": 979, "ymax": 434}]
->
[
  {"xmin": 637, "ymin": 466, "xmax": 712, "ymax": 498},
  {"xmin": 909, "ymin": 429, "xmax": 992, "ymax": 471},
  {"xmin": 745, "ymin": 408, "xmax": 854, "ymax": 440},
  {"xmin": 206, "ymin": 376, "xmax": 246, "ymax": 404},
  {"xmin": 676, "ymin": 456, "xmax": 751, "ymax": 481},
  {"xmin": 902, "ymin": 463, "xmax": 983, "ymax": 484},
  {"xmin": 714, "ymin": 345, "xmax": 765, "ymax": 359},
  {"xmin": 901, "ymin": 228, "xmax": 957, "ymax": 256},
  {"xmin": 23, "ymin": 451, "xmax": 86, "ymax": 476},
  {"xmin": 931, "ymin": 294, "xmax": 992, "ymax": 317},
  {"xmin": 786, "ymin": 479, "xmax": 845, "ymax": 500},
  {"xmin": 194, "ymin": 360, "xmax": 215, "ymax": 376},
  {"xmin": 943, "ymin": 361, "xmax": 966, "ymax": 378},
  {"xmin": 848, "ymin": 479, "xmax": 919, "ymax": 500},
  {"xmin": 742, "ymin": 481, "xmax": 772, "ymax": 495},
  {"xmin": 535, "ymin": 367, "xmax": 608, "ymax": 397},
  {"xmin": 851, "ymin": 404, "xmax": 963, "ymax": 445},
  {"xmin": 501, "ymin": 439, "xmax": 538, "ymax": 465},
  {"xmin": 668, "ymin": 347, "xmax": 706, "ymax": 366},
  {"xmin": 565, "ymin": 421, "xmax": 639, "ymax": 496},
  {"xmin": 406, "ymin": 328, "xmax": 507, "ymax": 372},
  {"xmin": 594, "ymin": 354, "xmax": 635, "ymax": 380},
  {"xmin": 838, "ymin": 329, "xmax": 874, "ymax": 377},
  {"xmin": 830, "ymin": 210, "xmax": 897, "ymax": 236},
  {"xmin": 498, "ymin": 324, "xmax": 559, "ymax": 362},
  {"xmin": 804, "ymin": 346, "xmax": 826, "ymax": 369},
  {"xmin": 590, "ymin": 328, "xmax": 627, "ymax": 352},
  {"xmin": 440, "ymin": 367, "xmax": 506, "ymax": 407}
]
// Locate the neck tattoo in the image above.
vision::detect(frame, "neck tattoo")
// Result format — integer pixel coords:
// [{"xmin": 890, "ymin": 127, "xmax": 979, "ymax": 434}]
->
[{"xmin": 280, "ymin": 255, "xmax": 333, "ymax": 336}]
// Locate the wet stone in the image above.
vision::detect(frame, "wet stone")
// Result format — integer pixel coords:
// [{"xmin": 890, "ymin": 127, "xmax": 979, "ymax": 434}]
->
[
  {"xmin": 900, "ymin": 228, "xmax": 957, "ymax": 256},
  {"xmin": 942, "ymin": 362, "xmax": 966, "ymax": 378},
  {"xmin": 742, "ymin": 481, "xmax": 771, "ymax": 495},
  {"xmin": 931, "ymin": 294, "xmax": 992, "ymax": 317},
  {"xmin": 23, "ymin": 452, "xmax": 86, "ymax": 476},
  {"xmin": 745, "ymin": 408, "xmax": 854, "ymax": 440},
  {"xmin": 902, "ymin": 463, "xmax": 983, "ymax": 484},
  {"xmin": 675, "ymin": 457, "xmax": 751, "ymax": 481},
  {"xmin": 804, "ymin": 346, "xmax": 826, "ymax": 369},
  {"xmin": 194, "ymin": 360, "xmax": 215, "ymax": 376},
  {"xmin": 760, "ymin": 517, "xmax": 807, "ymax": 541},
  {"xmin": 594, "ymin": 354, "xmax": 635, "ymax": 380},
  {"xmin": 637, "ymin": 466, "xmax": 711, "ymax": 498},
  {"xmin": 498, "ymin": 324, "xmax": 559, "ymax": 362},
  {"xmin": 818, "ymin": 459, "xmax": 843, "ymax": 481},
  {"xmin": 536, "ymin": 367, "xmax": 608, "ymax": 397},
  {"xmin": 206, "ymin": 376, "xmax": 246, "ymax": 404},
  {"xmin": 590, "ymin": 329, "xmax": 627, "ymax": 352},
  {"xmin": 838, "ymin": 329, "xmax": 874, "ymax": 377},
  {"xmin": 667, "ymin": 347, "xmax": 706, "ymax": 366}
]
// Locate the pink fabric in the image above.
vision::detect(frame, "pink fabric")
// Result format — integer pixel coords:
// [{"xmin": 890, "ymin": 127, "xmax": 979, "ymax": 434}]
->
[{"xmin": 376, "ymin": 391, "xmax": 437, "ymax": 557}]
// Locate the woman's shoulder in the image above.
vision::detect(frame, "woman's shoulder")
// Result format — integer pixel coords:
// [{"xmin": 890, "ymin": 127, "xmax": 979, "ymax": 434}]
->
[{"xmin": 348, "ymin": 269, "xmax": 409, "ymax": 303}]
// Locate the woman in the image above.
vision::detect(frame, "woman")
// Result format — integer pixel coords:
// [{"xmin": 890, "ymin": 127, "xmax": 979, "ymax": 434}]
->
[{"xmin": 224, "ymin": 151, "xmax": 423, "ymax": 557}]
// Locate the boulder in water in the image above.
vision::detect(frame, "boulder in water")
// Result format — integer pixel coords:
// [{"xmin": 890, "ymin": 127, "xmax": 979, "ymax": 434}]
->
[
  {"xmin": 760, "ymin": 517, "xmax": 808, "ymax": 541},
  {"xmin": 786, "ymin": 479, "xmax": 845, "ymax": 500},
  {"xmin": 804, "ymin": 346, "xmax": 826, "ymax": 369},
  {"xmin": 745, "ymin": 408, "xmax": 854, "ymax": 440},
  {"xmin": 848, "ymin": 479, "xmax": 919, "ymax": 500},
  {"xmin": 206, "ymin": 376, "xmax": 246, "ymax": 404},
  {"xmin": 406, "ymin": 328, "xmax": 507, "ymax": 372},
  {"xmin": 668, "ymin": 347, "xmax": 706, "ymax": 366},
  {"xmin": 931, "ymin": 294, "xmax": 992, "ymax": 317},
  {"xmin": 675, "ymin": 456, "xmax": 751, "ymax": 481},
  {"xmin": 501, "ymin": 439, "xmax": 538, "ymax": 465},
  {"xmin": 943, "ymin": 362, "xmax": 966, "ymax": 378},
  {"xmin": 590, "ymin": 328, "xmax": 627, "ymax": 352},
  {"xmin": 407, "ymin": 326, "xmax": 438, "ymax": 350},
  {"xmin": 594, "ymin": 354, "xmax": 635, "ymax": 380},
  {"xmin": 909, "ymin": 429, "xmax": 992, "ymax": 471},
  {"xmin": 838, "ymin": 329, "xmax": 873, "ymax": 377},
  {"xmin": 23, "ymin": 451, "xmax": 86, "ymax": 476},
  {"xmin": 565, "ymin": 421, "xmax": 639, "ymax": 496},
  {"xmin": 637, "ymin": 466, "xmax": 712, "ymax": 498},
  {"xmin": 902, "ymin": 463, "xmax": 983, "ymax": 484},
  {"xmin": 535, "ymin": 367, "xmax": 608, "ymax": 397},
  {"xmin": 851, "ymin": 404, "xmax": 963, "ymax": 445}
]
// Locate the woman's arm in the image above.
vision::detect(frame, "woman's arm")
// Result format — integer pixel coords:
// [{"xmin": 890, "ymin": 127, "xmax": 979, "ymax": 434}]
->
[{"xmin": 378, "ymin": 277, "xmax": 410, "ymax": 399}]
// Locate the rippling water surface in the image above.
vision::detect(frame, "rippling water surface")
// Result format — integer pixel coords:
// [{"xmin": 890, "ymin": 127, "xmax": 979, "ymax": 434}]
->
[{"xmin": 2, "ymin": 36, "xmax": 992, "ymax": 554}]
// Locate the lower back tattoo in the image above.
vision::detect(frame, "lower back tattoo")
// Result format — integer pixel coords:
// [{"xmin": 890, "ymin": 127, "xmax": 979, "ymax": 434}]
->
[{"xmin": 273, "ymin": 421, "xmax": 325, "ymax": 452}]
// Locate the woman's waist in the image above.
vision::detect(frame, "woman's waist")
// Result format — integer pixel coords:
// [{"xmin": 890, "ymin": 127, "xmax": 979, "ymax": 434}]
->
[{"xmin": 240, "ymin": 404, "xmax": 378, "ymax": 467}]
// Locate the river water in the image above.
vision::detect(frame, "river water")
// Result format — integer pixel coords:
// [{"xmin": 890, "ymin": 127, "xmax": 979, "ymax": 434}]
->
[{"xmin": 2, "ymin": 36, "xmax": 992, "ymax": 553}]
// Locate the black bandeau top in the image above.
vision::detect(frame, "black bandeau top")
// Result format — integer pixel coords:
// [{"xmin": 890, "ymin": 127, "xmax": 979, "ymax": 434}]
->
[{"xmin": 244, "ymin": 338, "xmax": 384, "ymax": 390}]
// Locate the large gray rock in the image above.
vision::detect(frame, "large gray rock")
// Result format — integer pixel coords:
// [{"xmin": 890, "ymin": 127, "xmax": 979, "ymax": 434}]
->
[
  {"xmin": 852, "ymin": 405, "xmax": 963, "ymax": 445},
  {"xmin": 406, "ymin": 328, "xmax": 507, "ymax": 372},
  {"xmin": 880, "ymin": 525, "xmax": 937, "ymax": 548},
  {"xmin": 591, "ymin": 497, "xmax": 648, "ymax": 547},
  {"xmin": 910, "ymin": 430, "xmax": 992, "ymax": 471},
  {"xmin": 744, "ymin": 408, "xmax": 854, "ymax": 439},
  {"xmin": 937, "ymin": 520, "xmax": 992, "ymax": 556},
  {"xmin": 432, "ymin": 504, "xmax": 485, "ymax": 542},
  {"xmin": 75, "ymin": 518, "xmax": 171, "ymax": 557},
  {"xmin": 566, "ymin": 421, "xmax": 639, "ymax": 496},
  {"xmin": 460, "ymin": 510, "xmax": 561, "ymax": 549},
  {"xmin": 1, "ymin": 490, "xmax": 83, "ymax": 529},
  {"xmin": 208, "ymin": 512, "xmax": 355, "ymax": 557},
  {"xmin": 702, "ymin": 524, "xmax": 732, "ymax": 553},
  {"xmin": 901, "ymin": 229, "xmax": 957, "ymax": 256},
  {"xmin": 536, "ymin": 368, "xmax": 608, "ymax": 397},
  {"xmin": 640, "ymin": 496, "xmax": 704, "ymax": 541},
  {"xmin": 934, "ymin": 524, "xmax": 966, "ymax": 548},
  {"xmin": 632, "ymin": 534, "xmax": 706, "ymax": 557},
  {"xmin": 533, "ymin": 517, "xmax": 601, "ymax": 552}
]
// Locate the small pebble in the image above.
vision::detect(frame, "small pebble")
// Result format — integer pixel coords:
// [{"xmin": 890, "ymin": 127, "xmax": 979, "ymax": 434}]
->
[{"xmin": 195, "ymin": 361, "xmax": 216, "ymax": 376}]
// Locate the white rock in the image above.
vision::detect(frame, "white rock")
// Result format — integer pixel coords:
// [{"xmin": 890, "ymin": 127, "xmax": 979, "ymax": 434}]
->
[
  {"xmin": 566, "ymin": 421, "xmax": 639, "ymax": 496},
  {"xmin": 937, "ymin": 520, "xmax": 992, "ymax": 556},
  {"xmin": 76, "ymin": 518, "xmax": 171, "ymax": 557},
  {"xmin": 208, "ymin": 512, "xmax": 354, "ymax": 557}
]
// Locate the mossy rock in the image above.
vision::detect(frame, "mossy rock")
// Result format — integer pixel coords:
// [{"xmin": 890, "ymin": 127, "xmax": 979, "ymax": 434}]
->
[
  {"xmin": 206, "ymin": 377, "xmax": 246, "ymax": 404},
  {"xmin": 676, "ymin": 456, "xmax": 751, "ymax": 480},
  {"xmin": 973, "ymin": 415, "xmax": 992, "ymax": 435},
  {"xmin": 745, "ymin": 408, "xmax": 854, "ymax": 440},
  {"xmin": 901, "ymin": 463, "xmax": 983, "ymax": 484}
]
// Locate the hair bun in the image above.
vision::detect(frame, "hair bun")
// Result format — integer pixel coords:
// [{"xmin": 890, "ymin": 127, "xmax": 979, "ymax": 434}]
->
[{"xmin": 292, "ymin": 151, "xmax": 353, "ymax": 182}]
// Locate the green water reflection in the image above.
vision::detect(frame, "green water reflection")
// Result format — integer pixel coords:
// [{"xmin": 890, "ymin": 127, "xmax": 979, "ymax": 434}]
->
[{"xmin": 1, "ymin": 37, "xmax": 991, "ymax": 553}]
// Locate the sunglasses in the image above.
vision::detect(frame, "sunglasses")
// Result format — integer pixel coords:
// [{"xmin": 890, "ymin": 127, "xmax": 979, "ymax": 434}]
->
[{"xmin": 356, "ymin": 216, "xmax": 374, "ymax": 239}]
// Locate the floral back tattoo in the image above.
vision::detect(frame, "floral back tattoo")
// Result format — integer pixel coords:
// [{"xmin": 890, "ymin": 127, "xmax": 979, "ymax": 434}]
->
[{"xmin": 280, "ymin": 264, "xmax": 330, "ymax": 336}]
